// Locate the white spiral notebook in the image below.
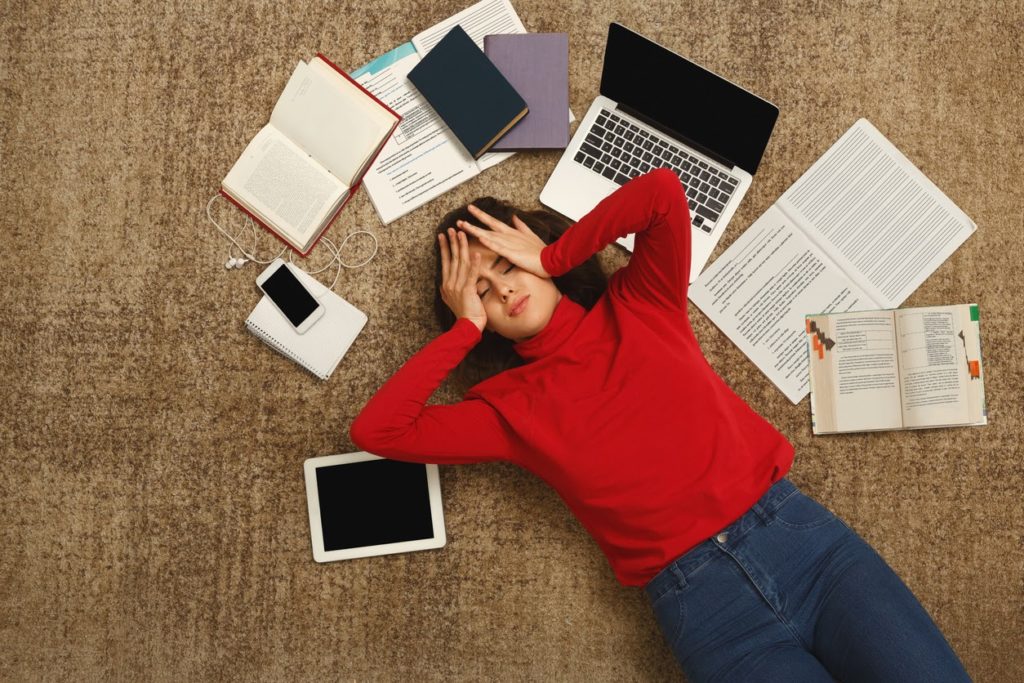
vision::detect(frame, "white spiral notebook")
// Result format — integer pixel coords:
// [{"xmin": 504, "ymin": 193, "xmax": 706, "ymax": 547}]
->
[{"xmin": 245, "ymin": 267, "xmax": 367, "ymax": 380}]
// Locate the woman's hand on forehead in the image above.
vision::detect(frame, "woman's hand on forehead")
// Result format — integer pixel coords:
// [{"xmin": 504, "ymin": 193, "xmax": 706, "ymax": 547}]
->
[
  {"xmin": 438, "ymin": 227, "xmax": 487, "ymax": 332},
  {"xmin": 456, "ymin": 204, "xmax": 551, "ymax": 279}
]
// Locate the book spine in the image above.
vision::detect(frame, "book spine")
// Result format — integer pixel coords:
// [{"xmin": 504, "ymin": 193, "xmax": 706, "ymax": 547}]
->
[{"xmin": 246, "ymin": 320, "xmax": 328, "ymax": 380}]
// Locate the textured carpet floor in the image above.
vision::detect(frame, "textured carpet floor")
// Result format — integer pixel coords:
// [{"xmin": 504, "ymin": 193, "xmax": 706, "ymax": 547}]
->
[{"xmin": 2, "ymin": 0, "xmax": 1022, "ymax": 680}]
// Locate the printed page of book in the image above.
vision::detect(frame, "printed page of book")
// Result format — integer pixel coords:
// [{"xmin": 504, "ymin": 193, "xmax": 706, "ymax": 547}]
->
[
  {"xmin": 223, "ymin": 125, "xmax": 346, "ymax": 244},
  {"xmin": 306, "ymin": 57, "xmax": 400, "ymax": 181},
  {"xmin": 350, "ymin": 43, "xmax": 480, "ymax": 224},
  {"xmin": 777, "ymin": 119, "xmax": 976, "ymax": 308},
  {"xmin": 689, "ymin": 205, "xmax": 878, "ymax": 404},
  {"xmin": 806, "ymin": 310, "xmax": 903, "ymax": 434},
  {"xmin": 895, "ymin": 305, "xmax": 978, "ymax": 429},
  {"xmin": 411, "ymin": 0, "xmax": 527, "ymax": 172},
  {"xmin": 270, "ymin": 60, "xmax": 394, "ymax": 186}
]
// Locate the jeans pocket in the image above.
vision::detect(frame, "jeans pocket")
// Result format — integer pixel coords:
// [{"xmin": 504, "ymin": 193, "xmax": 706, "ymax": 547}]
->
[
  {"xmin": 649, "ymin": 584, "xmax": 687, "ymax": 649},
  {"xmin": 773, "ymin": 490, "xmax": 837, "ymax": 529}
]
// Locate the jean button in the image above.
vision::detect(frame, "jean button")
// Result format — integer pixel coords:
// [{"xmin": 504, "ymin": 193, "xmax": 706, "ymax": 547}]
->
[{"xmin": 716, "ymin": 532, "xmax": 729, "ymax": 543}]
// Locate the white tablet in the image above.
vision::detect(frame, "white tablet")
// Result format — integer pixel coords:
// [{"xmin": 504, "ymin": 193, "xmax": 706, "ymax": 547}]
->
[{"xmin": 303, "ymin": 452, "xmax": 447, "ymax": 563}]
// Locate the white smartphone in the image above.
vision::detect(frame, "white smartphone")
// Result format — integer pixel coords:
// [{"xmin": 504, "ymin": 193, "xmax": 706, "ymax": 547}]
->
[{"xmin": 255, "ymin": 259, "xmax": 325, "ymax": 334}]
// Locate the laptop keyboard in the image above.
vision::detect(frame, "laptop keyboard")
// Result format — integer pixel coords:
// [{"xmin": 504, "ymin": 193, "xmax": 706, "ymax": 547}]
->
[{"xmin": 572, "ymin": 108, "xmax": 739, "ymax": 233}]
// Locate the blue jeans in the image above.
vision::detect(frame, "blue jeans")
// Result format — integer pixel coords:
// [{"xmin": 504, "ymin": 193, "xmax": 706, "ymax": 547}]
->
[{"xmin": 644, "ymin": 478, "xmax": 971, "ymax": 682}]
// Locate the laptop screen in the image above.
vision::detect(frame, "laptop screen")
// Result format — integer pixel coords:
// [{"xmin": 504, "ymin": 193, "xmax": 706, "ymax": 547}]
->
[{"xmin": 600, "ymin": 23, "xmax": 778, "ymax": 175}]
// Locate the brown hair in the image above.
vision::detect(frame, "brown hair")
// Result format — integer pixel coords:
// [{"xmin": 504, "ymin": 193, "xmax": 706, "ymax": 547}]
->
[{"xmin": 434, "ymin": 196, "xmax": 608, "ymax": 383}]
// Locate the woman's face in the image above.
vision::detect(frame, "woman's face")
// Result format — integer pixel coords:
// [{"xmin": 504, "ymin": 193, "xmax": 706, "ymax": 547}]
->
[{"xmin": 465, "ymin": 238, "xmax": 561, "ymax": 342}]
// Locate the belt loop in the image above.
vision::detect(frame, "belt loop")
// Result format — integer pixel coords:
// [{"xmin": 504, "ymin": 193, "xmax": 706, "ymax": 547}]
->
[
  {"xmin": 669, "ymin": 562, "xmax": 688, "ymax": 590},
  {"xmin": 753, "ymin": 477, "xmax": 788, "ymax": 527},
  {"xmin": 752, "ymin": 500, "xmax": 772, "ymax": 526}
]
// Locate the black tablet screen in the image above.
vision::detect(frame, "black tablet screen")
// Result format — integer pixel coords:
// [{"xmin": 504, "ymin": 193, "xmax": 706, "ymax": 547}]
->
[{"xmin": 315, "ymin": 460, "xmax": 435, "ymax": 551}]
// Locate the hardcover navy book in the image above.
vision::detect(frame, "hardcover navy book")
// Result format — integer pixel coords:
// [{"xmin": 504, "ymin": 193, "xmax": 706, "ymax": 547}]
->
[{"xmin": 407, "ymin": 25, "xmax": 528, "ymax": 159}]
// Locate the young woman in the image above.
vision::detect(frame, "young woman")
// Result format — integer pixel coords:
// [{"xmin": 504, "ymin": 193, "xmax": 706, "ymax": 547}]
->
[{"xmin": 350, "ymin": 169, "xmax": 971, "ymax": 682}]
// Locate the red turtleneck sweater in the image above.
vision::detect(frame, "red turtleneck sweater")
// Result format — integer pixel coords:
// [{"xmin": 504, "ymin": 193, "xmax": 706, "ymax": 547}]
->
[{"xmin": 350, "ymin": 168, "xmax": 794, "ymax": 587}]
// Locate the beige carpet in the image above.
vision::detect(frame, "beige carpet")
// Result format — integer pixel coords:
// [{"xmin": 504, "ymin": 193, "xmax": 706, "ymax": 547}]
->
[{"xmin": 2, "ymin": 0, "xmax": 1022, "ymax": 680}]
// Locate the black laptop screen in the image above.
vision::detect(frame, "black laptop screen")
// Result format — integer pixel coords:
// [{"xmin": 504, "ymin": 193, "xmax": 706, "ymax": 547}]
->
[{"xmin": 600, "ymin": 23, "xmax": 779, "ymax": 175}]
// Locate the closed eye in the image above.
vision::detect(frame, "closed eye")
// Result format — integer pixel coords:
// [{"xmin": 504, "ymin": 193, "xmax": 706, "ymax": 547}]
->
[{"xmin": 477, "ymin": 260, "xmax": 515, "ymax": 298}]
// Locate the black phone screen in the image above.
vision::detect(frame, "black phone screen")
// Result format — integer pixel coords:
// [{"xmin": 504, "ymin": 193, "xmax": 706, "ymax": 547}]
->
[{"xmin": 261, "ymin": 264, "xmax": 319, "ymax": 327}]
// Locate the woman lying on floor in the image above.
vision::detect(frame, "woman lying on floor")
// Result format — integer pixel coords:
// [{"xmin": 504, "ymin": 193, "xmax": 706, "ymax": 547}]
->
[{"xmin": 350, "ymin": 168, "xmax": 971, "ymax": 682}]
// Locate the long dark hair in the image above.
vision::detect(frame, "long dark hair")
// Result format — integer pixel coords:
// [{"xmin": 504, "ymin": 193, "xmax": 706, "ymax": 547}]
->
[{"xmin": 434, "ymin": 197, "xmax": 608, "ymax": 382}]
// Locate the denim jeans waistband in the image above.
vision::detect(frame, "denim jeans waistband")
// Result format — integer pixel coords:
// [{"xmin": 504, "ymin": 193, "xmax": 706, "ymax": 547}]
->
[{"xmin": 645, "ymin": 477, "xmax": 799, "ymax": 603}]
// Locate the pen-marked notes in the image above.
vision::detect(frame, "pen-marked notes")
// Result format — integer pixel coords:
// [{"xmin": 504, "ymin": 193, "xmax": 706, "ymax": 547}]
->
[
  {"xmin": 689, "ymin": 119, "xmax": 977, "ymax": 403},
  {"xmin": 351, "ymin": 43, "xmax": 479, "ymax": 223},
  {"xmin": 350, "ymin": 0, "xmax": 525, "ymax": 224},
  {"xmin": 350, "ymin": 0, "xmax": 574, "ymax": 224}
]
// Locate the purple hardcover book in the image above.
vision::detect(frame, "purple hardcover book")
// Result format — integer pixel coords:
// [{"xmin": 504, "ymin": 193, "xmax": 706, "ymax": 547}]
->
[{"xmin": 484, "ymin": 33, "xmax": 570, "ymax": 150}]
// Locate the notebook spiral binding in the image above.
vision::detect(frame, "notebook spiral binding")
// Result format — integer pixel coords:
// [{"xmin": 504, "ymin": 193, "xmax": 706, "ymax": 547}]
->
[{"xmin": 246, "ymin": 319, "xmax": 328, "ymax": 379}]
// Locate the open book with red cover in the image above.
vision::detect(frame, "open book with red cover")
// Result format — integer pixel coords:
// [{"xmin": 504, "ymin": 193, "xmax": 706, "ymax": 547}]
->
[{"xmin": 221, "ymin": 54, "xmax": 400, "ymax": 256}]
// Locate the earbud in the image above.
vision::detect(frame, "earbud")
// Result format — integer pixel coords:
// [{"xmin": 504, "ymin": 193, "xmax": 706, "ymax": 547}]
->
[{"xmin": 207, "ymin": 194, "xmax": 379, "ymax": 289}]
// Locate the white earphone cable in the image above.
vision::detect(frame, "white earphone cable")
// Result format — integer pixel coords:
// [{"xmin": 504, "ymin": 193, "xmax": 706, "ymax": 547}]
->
[
  {"xmin": 205, "ymin": 193, "xmax": 378, "ymax": 290},
  {"xmin": 206, "ymin": 194, "xmax": 288, "ymax": 266}
]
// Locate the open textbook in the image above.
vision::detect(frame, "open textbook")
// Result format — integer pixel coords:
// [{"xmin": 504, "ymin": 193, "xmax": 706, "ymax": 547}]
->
[
  {"xmin": 222, "ymin": 55, "xmax": 399, "ymax": 255},
  {"xmin": 806, "ymin": 304, "xmax": 986, "ymax": 434},
  {"xmin": 349, "ymin": 0, "xmax": 574, "ymax": 224},
  {"xmin": 689, "ymin": 119, "xmax": 977, "ymax": 404}
]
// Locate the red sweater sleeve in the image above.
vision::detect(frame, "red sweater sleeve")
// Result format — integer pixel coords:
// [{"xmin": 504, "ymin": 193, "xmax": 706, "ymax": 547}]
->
[
  {"xmin": 541, "ymin": 168, "xmax": 691, "ymax": 310},
  {"xmin": 349, "ymin": 318, "xmax": 522, "ymax": 465}
]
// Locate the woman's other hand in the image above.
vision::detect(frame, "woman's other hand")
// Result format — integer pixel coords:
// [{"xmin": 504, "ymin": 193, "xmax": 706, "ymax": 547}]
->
[
  {"xmin": 438, "ymin": 228, "xmax": 487, "ymax": 332},
  {"xmin": 456, "ymin": 204, "xmax": 551, "ymax": 279}
]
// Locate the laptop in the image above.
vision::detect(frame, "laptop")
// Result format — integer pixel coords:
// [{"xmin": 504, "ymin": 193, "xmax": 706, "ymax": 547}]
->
[{"xmin": 539, "ymin": 23, "xmax": 779, "ymax": 283}]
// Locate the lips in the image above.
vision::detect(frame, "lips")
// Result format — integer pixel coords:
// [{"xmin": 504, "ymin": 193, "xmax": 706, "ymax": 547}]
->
[{"xmin": 508, "ymin": 294, "xmax": 530, "ymax": 317}]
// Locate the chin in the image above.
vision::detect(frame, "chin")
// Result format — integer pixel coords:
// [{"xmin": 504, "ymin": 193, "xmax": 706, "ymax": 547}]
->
[
  {"xmin": 494, "ymin": 313, "xmax": 538, "ymax": 342},
  {"xmin": 516, "ymin": 304, "xmax": 552, "ymax": 338}
]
